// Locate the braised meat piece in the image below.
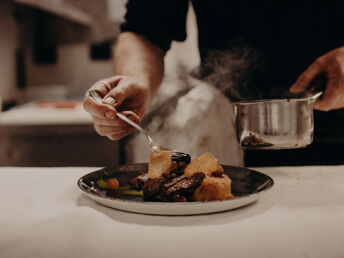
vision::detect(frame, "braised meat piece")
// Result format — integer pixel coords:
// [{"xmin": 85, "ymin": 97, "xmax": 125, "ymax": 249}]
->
[
  {"xmin": 135, "ymin": 152, "xmax": 212, "ymax": 201},
  {"xmin": 143, "ymin": 178, "xmax": 165, "ymax": 200},
  {"xmin": 163, "ymin": 172, "xmax": 205, "ymax": 200},
  {"xmin": 130, "ymin": 173, "xmax": 149, "ymax": 190},
  {"xmin": 142, "ymin": 172, "xmax": 205, "ymax": 201},
  {"xmin": 171, "ymin": 194, "xmax": 188, "ymax": 202},
  {"xmin": 163, "ymin": 174, "xmax": 186, "ymax": 189},
  {"xmin": 127, "ymin": 152, "xmax": 233, "ymax": 202}
]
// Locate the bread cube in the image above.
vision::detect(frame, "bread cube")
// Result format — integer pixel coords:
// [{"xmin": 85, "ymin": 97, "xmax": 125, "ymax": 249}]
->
[{"xmin": 184, "ymin": 152, "xmax": 223, "ymax": 177}]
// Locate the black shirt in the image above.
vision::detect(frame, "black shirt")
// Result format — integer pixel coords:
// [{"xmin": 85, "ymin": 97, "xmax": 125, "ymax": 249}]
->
[
  {"xmin": 121, "ymin": 0, "xmax": 344, "ymax": 165},
  {"xmin": 121, "ymin": 0, "xmax": 344, "ymax": 92}
]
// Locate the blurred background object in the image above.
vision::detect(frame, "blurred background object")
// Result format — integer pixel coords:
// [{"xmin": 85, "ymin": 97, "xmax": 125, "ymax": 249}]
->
[
  {"xmin": 0, "ymin": 0, "xmax": 241, "ymax": 167},
  {"xmin": 0, "ymin": 0, "xmax": 125, "ymax": 166}
]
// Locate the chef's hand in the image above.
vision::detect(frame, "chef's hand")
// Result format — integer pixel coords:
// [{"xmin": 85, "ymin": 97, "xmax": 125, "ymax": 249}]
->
[
  {"xmin": 290, "ymin": 47, "xmax": 344, "ymax": 111},
  {"xmin": 83, "ymin": 75, "xmax": 149, "ymax": 140}
]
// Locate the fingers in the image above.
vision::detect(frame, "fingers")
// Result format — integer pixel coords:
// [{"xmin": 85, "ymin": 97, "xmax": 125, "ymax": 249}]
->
[
  {"xmin": 108, "ymin": 131, "xmax": 134, "ymax": 141},
  {"xmin": 84, "ymin": 75, "xmax": 147, "ymax": 140},
  {"xmin": 314, "ymin": 78, "xmax": 344, "ymax": 111},
  {"xmin": 102, "ymin": 78, "xmax": 143, "ymax": 108},
  {"xmin": 83, "ymin": 76, "xmax": 123, "ymax": 119},
  {"xmin": 92, "ymin": 111, "xmax": 141, "ymax": 127},
  {"xmin": 290, "ymin": 58, "xmax": 324, "ymax": 93},
  {"xmin": 87, "ymin": 76, "xmax": 122, "ymax": 97},
  {"xmin": 83, "ymin": 93, "xmax": 117, "ymax": 119},
  {"xmin": 93, "ymin": 111, "xmax": 141, "ymax": 140},
  {"xmin": 94, "ymin": 124, "xmax": 136, "ymax": 138}
]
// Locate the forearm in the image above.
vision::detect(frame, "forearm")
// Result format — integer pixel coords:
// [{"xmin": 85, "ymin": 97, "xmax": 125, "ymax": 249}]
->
[{"xmin": 114, "ymin": 32, "xmax": 165, "ymax": 103}]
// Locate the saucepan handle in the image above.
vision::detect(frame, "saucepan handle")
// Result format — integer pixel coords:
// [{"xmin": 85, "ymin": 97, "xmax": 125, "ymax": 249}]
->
[{"xmin": 310, "ymin": 91, "xmax": 323, "ymax": 101}]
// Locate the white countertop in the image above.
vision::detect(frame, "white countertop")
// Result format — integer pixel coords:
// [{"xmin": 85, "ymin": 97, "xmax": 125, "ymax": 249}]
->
[
  {"xmin": 0, "ymin": 102, "xmax": 92, "ymax": 126},
  {"xmin": 0, "ymin": 166, "xmax": 343, "ymax": 258}
]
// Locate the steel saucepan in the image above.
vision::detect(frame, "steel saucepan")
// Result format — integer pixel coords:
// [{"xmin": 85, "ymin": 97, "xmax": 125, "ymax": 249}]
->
[{"xmin": 233, "ymin": 92, "xmax": 322, "ymax": 150}]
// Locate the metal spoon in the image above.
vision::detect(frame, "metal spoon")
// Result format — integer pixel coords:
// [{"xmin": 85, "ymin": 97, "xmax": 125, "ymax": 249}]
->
[{"xmin": 88, "ymin": 90, "xmax": 163, "ymax": 152}]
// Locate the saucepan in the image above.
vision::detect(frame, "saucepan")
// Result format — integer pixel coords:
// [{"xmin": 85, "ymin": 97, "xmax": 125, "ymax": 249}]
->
[{"xmin": 233, "ymin": 91, "xmax": 322, "ymax": 150}]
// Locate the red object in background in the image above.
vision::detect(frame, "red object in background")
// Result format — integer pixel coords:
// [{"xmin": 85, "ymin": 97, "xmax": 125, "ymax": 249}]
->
[{"xmin": 34, "ymin": 100, "xmax": 82, "ymax": 109}]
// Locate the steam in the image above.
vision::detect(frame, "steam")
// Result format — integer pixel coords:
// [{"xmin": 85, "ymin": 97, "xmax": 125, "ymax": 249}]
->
[{"xmin": 201, "ymin": 43, "xmax": 267, "ymax": 101}]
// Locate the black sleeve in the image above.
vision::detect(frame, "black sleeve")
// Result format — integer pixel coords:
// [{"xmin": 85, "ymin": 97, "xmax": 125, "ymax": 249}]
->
[{"xmin": 120, "ymin": 0, "xmax": 189, "ymax": 52}]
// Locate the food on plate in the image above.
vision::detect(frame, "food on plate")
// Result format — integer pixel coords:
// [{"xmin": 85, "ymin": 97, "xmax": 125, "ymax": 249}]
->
[
  {"xmin": 148, "ymin": 150, "xmax": 173, "ymax": 179},
  {"xmin": 95, "ymin": 151, "xmax": 233, "ymax": 202},
  {"xmin": 130, "ymin": 173, "xmax": 149, "ymax": 190},
  {"xmin": 107, "ymin": 178, "xmax": 119, "ymax": 190},
  {"xmin": 96, "ymin": 177, "xmax": 121, "ymax": 191},
  {"xmin": 96, "ymin": 178, "xmax": 108, "ymax": 189},
  {"xmin": 184, "ymin": 152, "xmax": 223, "ymax": 177},
  {"xmin": 129, "ymin": 151, "xmax": 234, "ymax": 202},
  {"xmin": 193, "ymin": 174, "xmax": 233, "ymax": 201},
  {"xmin": 96, "ymin": 177, "xmax": 144, "ymax": 196}
]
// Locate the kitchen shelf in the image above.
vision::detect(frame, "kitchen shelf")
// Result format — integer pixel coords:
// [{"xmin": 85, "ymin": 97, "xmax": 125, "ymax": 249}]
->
[{"xmin": 15, "ymin": 0, "xmax": 93, "ymax": 26}]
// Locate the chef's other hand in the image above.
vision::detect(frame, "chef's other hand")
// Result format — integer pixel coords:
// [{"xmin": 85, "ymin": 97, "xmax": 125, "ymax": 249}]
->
[
  {"xmin": 290, "ymin": 47, "xmax": 344, "ymax": 111},
  {"xmin": 83, "ymin": 75, "xmax": 148, "ymax": 140}
]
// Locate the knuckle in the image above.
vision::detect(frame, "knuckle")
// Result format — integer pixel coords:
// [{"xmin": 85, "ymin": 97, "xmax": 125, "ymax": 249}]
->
[
  {"xmin": 95, "ymin": 79, "xmax": 106, "ymax": 86},
  {"xmin": 128, "ymin": 82, "xmax": 137, "ymax": 90},
  {"xmin": 110, "ymin": 75, "xmax": 123, "ymax": 81},
  {"xmin": 124, "ymin": 80, "xmax": 139, "ymax": 90},
  {"xmin": 98, "ymin": 79, "xmax": 112, "ymax": 90},
  {"xmin": 114, "ymin": 88, "xmax": 126, "ymax": 99}
]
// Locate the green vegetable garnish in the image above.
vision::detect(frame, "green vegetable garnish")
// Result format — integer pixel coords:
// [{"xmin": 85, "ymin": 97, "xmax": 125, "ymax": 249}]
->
[
  {"xmin": 96, "ymin": 181, "xmax": 145, "ymax": 198},
  {"xmin": 120, "ymin": 189, "xmax": 143, "ymax": 197},
  {"xmin": 117, "ymin": 185, "xmax": 132, "ymax": 191},
  {"xmin": 96, "ymin": 179, "xmax": 107, "ymax": 189}
]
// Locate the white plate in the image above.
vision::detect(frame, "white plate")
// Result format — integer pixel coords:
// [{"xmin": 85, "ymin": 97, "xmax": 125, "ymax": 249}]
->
[{"xmin": 77, "ymin": 164, "xmax": 274, "ymax": 215}]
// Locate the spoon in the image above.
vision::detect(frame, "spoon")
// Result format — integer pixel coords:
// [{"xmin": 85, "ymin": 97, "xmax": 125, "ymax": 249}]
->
[{"xmin": 88, "ymin": 90, "xmax": 163, "ymax": 153}]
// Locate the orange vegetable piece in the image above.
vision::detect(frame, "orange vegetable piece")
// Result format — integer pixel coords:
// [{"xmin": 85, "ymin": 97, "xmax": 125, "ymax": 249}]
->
[{"xmin": 107, "ymin": 178, "xmax": 119, "ymax": 190}]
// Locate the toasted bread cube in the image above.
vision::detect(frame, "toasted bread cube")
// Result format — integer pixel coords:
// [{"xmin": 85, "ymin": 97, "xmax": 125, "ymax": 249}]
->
[
  {"xmin": 184, "ymin": 152, "xmax": 223, "ymax": 177},
  {"xmin": 148, "ymin": 150, "xmax": 173, "ymax": 179},
  {"xmin": 193, "ymin": 174, "xmax": 233, "ymax": 201}
]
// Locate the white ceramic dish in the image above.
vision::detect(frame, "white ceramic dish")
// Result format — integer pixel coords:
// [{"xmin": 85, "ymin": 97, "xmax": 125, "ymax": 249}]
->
[{"xmin": 77, "ymin": 164, "xmax": 274, "ymax": 215}]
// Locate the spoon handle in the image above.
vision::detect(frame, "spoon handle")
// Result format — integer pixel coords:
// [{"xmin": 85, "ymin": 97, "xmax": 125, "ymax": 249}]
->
[{"xmin": 116, "ymin": 112, "xmax": 149, "ymax": 138}]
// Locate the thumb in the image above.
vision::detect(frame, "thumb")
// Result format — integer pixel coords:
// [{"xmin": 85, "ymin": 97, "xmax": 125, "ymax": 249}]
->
[
  {"xmin": 102, "ymin": 78, "xmax": 141, "ymax": 108},
  {"xmin": 290, "ymin": 59, "xmax": 323, "ymax": 93}
]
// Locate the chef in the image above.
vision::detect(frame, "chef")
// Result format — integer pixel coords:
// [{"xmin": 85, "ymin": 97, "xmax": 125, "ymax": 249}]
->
[{"xmin": 84, "ymin": 0, "xmax": 344, "ymax": 165}]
